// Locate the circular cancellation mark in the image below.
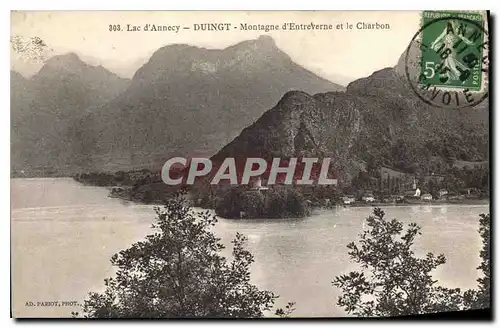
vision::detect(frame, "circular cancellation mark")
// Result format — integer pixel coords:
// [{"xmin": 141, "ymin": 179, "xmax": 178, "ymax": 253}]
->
[{"xmin": 404, "ymin": 12, "xmax": 489, "ymax": 109}]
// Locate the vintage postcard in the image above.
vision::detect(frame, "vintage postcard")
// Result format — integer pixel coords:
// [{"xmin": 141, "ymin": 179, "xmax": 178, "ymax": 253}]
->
[{"xmin": 10, "ymin": 10, "xmax": 490, "ymax": 318}]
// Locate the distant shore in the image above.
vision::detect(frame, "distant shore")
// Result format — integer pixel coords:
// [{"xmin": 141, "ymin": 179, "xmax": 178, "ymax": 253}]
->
[
  {"xmin": 342, "ymin": 198, "xmax": 489, "ymax": 207},
  {"xmin": 105, "ymin": 184, "xmax": 489, "ymax": 209},
  {"xmin": 10, "ymin": 177, "xmax": 490, "ymax": 211}
]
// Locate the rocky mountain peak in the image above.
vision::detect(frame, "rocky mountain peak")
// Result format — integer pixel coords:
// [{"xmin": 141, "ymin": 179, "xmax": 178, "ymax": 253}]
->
[
  {"xmin": 276, "ymin": 90, "xmax": 316, "ymax": 109},
  {"xmin": 255, "ymin": 35, "xmax": 277, "ymax": 48},
  {"xmin": 394, "ymin": 40, "xmax": 421, "ymax": 79},
  {"xmin": 43, "ymin": 52, "xmax": 87, "ymax": 70},
  {"xmin": 133, "ymin": 36, "xmax": 286, "ymax": 82}
]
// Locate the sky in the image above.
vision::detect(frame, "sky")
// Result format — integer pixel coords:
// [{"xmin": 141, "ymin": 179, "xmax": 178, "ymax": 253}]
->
[{"xmin": 11, "ymin": 11, "xmax": 422, "ymax": 85}]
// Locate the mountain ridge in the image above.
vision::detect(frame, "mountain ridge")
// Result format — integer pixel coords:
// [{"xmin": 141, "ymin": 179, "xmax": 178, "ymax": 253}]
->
[
  {"xmin": 79, "ymin": 35, "xmax": 344, "ymax": 172},
  {"xmin": 11, "ymin": 36, "xmax": 488, "ymax": 180},
  {"xmin": 210, "ymin": 42, "xmax": 489, "ymax": 185},
  {"xmin": 11, "ymin": 53, "xmax": 131, "ymax": 175}
]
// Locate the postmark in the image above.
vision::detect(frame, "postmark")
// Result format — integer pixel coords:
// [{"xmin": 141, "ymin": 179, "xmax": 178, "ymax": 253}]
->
[{"xmin": 404, "ymin": 11, "xmax": 489, "ymax": 109}]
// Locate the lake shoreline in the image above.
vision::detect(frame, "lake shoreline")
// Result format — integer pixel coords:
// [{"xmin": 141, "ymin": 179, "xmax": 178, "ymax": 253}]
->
[
  {"xmin": 10, "ymin": 177, "xmax": 490, "ymax": 214},
  {"xmin": 11, "ymin": 178, "xmax": 489, "ymax": 317},
  {"xmin": 104, "ymin": 184, "xmax": 490, "ymax": 213},
  {"xmin": 104, "ymin": 187, "xmax": 491, "ymax": 220},
  {"xmin": 342, "ymin": 198, "xmax": 490, "ymax": 207}
]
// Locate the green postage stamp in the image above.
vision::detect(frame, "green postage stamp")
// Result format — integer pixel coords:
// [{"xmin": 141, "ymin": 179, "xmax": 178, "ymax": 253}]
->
[{"xmin": 419, "ymin": 11, "xmax": 487, "ymax": 92}]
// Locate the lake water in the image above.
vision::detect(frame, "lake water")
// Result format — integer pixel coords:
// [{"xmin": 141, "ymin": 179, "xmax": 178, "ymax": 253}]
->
[{"xmin": 11, "ymin": 178, "xmax": 489, "ymax": 317}]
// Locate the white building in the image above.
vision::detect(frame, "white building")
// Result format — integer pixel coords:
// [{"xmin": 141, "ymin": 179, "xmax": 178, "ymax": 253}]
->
[{"xmin": 251, "ymin": 177, "xmax": 269, "ymax": 191}]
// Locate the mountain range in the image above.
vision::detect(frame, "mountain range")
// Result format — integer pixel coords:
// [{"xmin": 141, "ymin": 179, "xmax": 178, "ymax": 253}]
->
[
  {"xmin": 212, "ymin": 41, "xmax": 489, "ymax": 184},
  {"xmin": 11, "ymin": 35, "xmax": 343, "ymax": 175},
  {"xmin": 11, "ymin": 35, "xmax": 488, "ymax": 181},
  {"xmin": 11, "ymin": 54, "xmax": 130, "ymax": 175}
]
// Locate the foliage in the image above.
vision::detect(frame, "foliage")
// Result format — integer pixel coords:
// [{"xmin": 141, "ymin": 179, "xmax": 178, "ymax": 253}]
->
[
  {"xmin": 74, "ymin": 169, "xmax": 156, "ymax": 187},
  {"xmin": 441, "ymin": 166, "xmax": 489, "ymax": 192},
  {"xmin": 390, "ymin": 139, "xmax": 417, "ymax": 172},
  {"xmin": 332, "ymin": 208, "xmax": 469, "ymax": 317},
  {"xmin": 215, "ymin": 186, "xmax": 310, "ymax": 219},
  {"xmin": 463, "ymin": 213, "xmax": 491, "ymax": 309},
  {"xmin": 423, "ymin": 179, "xmax": 440, "ymax": 200},
  {"xmin": 346, "ymin": 163, "xmax": 488, "ymax": 198},
  {"xmin": 78, "ymin": 194, "xmax": 287, "ymax": 318},
  {"xmin": 215, "ymin": 187, "xmax": 249, "ymax": 218},
  {"xmin": 274, "ymin": 302, "xmax": 297, "ymax": 318},
  {"xmin": 265, "ymin": 187, "xmax": 310, "ymax": 218},
  {"xmin": 477, "ymin": 214, "xmax": 491, "ymax": 303}
]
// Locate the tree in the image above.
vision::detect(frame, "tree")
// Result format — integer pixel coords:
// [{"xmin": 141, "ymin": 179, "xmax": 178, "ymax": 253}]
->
[
  {"xmin": 390, "ymin": 139, "xmax": 417, "ymax": 172},
  {"xmin": 464, "ymin": 213, "xmax": 490, "ymax": 309},
  {"xmin": 215, "ymin": 187, "xmax": 309, "ymax": 219},
  {"xmin": 264, "ymin": 187, "xmax": 310, "ymax": 218},
  {"xmin": 424, "ymin": 179, "xmax": 440, "ymax": 200},
  {"xmin": 215, "ymin": 187, "xmax": 246, "ymax": 218},
  {"xmin": 78, "ymin": 194, "xmax": 289, "ymax": 318},
  {"xmin": 476, "ymin": 214, "xmax": 491, "ymax": 304},
  {"xmin": 332, "ymin": 208, "xmax": 466, "ymax": 317}
]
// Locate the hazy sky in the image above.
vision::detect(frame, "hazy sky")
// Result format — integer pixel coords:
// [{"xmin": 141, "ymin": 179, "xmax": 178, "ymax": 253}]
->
[{"xmin": 11, "ymin": 11, "xmax": 421, "ymax": 84}]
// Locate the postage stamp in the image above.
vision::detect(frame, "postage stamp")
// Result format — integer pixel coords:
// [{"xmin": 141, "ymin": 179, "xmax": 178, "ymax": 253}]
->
[
  {"xmin": 420, "ymin": 11, "xmax": 486, "ymax": 90},
  {"xmin": 405, "ymin": 10, "xmax": 489, "ymax": 108}
]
